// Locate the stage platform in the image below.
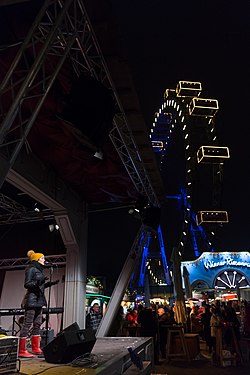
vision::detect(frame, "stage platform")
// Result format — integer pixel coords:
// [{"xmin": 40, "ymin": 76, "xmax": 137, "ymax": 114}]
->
[{"xmin": 19, "ymin": 337, "xmax": 153, "ymax": 375}]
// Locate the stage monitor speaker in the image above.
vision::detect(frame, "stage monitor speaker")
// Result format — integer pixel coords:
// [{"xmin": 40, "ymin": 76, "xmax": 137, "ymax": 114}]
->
[
  {"xmin": 62, "ymin": 322, "xmax": 80, "ymax": 333},
  {"xmin": 42, "ymin": 326, "xmax": 96, "ymax": 364},
  {"xmin": 40, "ymin": 328, "xmax": 54, "ymax": 348}
]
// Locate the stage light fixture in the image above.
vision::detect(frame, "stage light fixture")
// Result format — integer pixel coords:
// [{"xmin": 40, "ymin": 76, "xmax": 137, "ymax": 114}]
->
[
  {"xmin": 197, "ymin": 146, "xmax": 230, "ymax": 163},
  {"xmin": 49, "ymin": 223, "xmax": 60, "ymax": 232},
  {"xmin": 94, "ymin": 150, "xmax": 103, "ymax": 160},
  {"xmin": 128, "ymin": 207, "xmax": 141, "ymax": 220},
  {"xmin": 129, "ymin": 197, "xmax": 161, "ymax": 232},
  {"xmin": 34, "ymin": 203, "xmax": 40, "ymax": 212}
]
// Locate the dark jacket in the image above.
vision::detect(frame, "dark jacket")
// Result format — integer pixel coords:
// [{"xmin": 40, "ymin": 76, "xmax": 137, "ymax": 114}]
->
[
  {"xmin": 137, "ymin": 308, "xmax": 159, "ymax": 337},
  {"xmin": 21, "ymin": 261, "xmax": 54, "ymax": 309}
]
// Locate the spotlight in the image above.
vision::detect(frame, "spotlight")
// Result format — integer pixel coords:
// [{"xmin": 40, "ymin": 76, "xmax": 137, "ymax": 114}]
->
[
  {"xmin": 135, "ymin": 196, "xmax": 149, "ymax": 212},
  {"xmin": 94, "ymin": 149, "xmax": 103, "ymax": 160},
  {"xmin": 129, "ymin": 196, "xmax": 161, "ymax": 232},
  {"xmin": 34, "ymin": 203, "xmax": 40, "ymax": 212},
  {"xmin": 128, "ymin": 207, "xmax": 141, "ymax": 220},
  {"xmin": 49, "ymin": 224, "xmax": 54, "ymax": 232},
  {"xmin": 49, "ymin": 223, "xmax": 60, "ymax": 232}
]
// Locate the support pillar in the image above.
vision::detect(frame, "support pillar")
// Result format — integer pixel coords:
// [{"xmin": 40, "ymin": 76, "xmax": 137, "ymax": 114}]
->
[
  {"xmin": 55, "ymin": 210, "xmax": 88, "ymax": 330},
  {"xmin": 63, "ymin": 243, "xmax": 86, "ymax": 329}
]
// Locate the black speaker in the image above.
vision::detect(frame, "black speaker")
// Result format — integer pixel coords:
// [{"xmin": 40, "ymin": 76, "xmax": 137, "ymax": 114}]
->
[
  {"xmin": 61, "ymin": 322, "xmax": 80, "ymax": 333},
  {"xmin": 42, "ymin": 326, "xmax": 96, "ymax": 364},
  {"xmin": 40, "ymin": 328, "xmax": 54, "ymax": 348}
]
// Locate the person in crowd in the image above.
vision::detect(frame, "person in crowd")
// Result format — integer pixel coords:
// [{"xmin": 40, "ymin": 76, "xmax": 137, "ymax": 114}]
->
[
  {"xmin": 243, "ymin": 301, "xmax": 250, "ymax": 338},
  {"xmin": 126, "ymin": 308, "xmax": 138, "ymax": 325},
  {"xmin": 222, "ymin": 302, "xmax": 241, "ymax": 353},
  {"xmin": 190, "ymin": 305, "xmax": 203, "ymax": 335},
  {"xmin": 137, "ymin": 304, "xmax": 144, "ymax": 315},
  {"xmin": 166, "ymin": 307, "xmax": 176, "ymax": 325},
  {"xmin": 186, "ymin": 306, "xmax": 192, "ymax": 332},
  {"xmin": 210, "ymin": 306, "xmax": 223, "ymax": 366},
  {"xmin": 126, "ymin": 308, "xmax": 138, "ymax": 336},
  {"xmin": 200, "ymin": 304, "xmax": 212, "ymax": 352},
  {"xmin": 137, "ymin": 306, "xmax": 160, "ymax": 364},
  {"xmin": 86, "ymin": 303, "xmax": 103, "ymax": 334},
  {"xmin": 157, "ymin": 307, "xmax": 170, "ymax": 359},
  {"xmin": 18, "ymin": 250, "xmax": 59, "ymax": 358},
  {"xmin": 108, "ymin": 306, "xmax": 126, "ymax": 337}
]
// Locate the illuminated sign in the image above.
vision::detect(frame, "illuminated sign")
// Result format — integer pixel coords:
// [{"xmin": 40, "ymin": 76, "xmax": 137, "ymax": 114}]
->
[
  {"xmin": 204, "ymin": 257, "xmax": 250, "ymax": 270},
  {"xmin": 86, "ymin": 284, "xmax": 99, "ymax": 294},
  {"xmin": 181, "ymin": 252, "xmax": 250, "ymax": 290}
]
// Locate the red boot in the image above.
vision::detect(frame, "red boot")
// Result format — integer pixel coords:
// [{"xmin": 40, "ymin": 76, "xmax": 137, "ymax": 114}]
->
[
  {"xmin": 31, "ymin": 335, "xmax": 43, "ymax": 355},
  {"xmin": 18, "ymin": 337, "xmax": 34, "ymax": 358}
]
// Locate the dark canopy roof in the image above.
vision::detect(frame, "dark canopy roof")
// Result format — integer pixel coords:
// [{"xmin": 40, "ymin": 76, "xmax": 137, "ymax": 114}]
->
[{"xmin": 0, "ymin": 0, "xmax": 164, "ymax": 207}]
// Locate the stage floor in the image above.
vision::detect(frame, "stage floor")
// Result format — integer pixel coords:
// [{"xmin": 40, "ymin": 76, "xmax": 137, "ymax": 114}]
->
[{"xmin": 18, "ymin": 337, "xmax": 153, "ymax": 375}]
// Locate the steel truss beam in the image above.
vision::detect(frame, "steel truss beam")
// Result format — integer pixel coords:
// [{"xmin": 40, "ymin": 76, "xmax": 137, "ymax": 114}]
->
[
  {"xmin": 0, "ymin": 254, "xmax": 66, "ymax": 269},
  {"xmin": 0, "ymin": 193, "xmax": 27, "ymax": 214},
  {"xmin": 0, "ymin": 0, "xmax": 159, "ymax": 207},
  {"xmin": 0, "ymin": 192, "xmax": 54, "ymax": 224},
  {"xmin": 110, "ymin": 115, "xmax": 159, "ymax": 205}
]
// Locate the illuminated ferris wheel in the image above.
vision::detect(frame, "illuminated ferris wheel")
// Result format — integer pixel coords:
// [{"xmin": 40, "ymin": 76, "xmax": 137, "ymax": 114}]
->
[{"xmin": 150, "ymin": 81, "xmax": 230, "ymax": 259}]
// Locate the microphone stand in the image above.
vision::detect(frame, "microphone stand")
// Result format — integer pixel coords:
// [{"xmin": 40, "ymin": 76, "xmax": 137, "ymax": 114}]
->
[{"xmin": 45, "ymin": 264, "xmax": 53, "ymax": 346}]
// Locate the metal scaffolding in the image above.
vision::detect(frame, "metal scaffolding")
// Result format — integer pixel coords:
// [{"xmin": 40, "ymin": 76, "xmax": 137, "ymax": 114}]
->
[
  {"xmin": 0, "ymin": 0, "xmax": 159, "ymax": 207},
  {"xmin": 0, "ymin": 193, "xmax": 54, "ymax": 224},
  {"xmin": 0, "ymin": 254, "xmax": 66, "ymax": 270}
]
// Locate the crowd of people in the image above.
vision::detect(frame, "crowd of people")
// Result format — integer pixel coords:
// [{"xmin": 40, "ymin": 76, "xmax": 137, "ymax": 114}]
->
[
  {"xmin": 106, "ymin": 303, "xmax": 176, "ymax": 364},
  {"xmin": 88, "ymin": 299, "xmax": 250, "ymax": 365},
  {"xmin": 187, "ymin": 299, "xmax": 250, "ymax": 365}
]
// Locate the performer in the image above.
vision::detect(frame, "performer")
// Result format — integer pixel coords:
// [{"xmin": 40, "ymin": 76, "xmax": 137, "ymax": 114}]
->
[{"xmin": 18, "ymin": 250, "xmax": 59, "ymax": 358}]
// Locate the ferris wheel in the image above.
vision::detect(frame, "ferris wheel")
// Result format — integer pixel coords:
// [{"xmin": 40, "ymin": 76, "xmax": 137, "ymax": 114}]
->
[{"xmin": 150, "ymin": 81, "xmax": 230, "ymax": 259}]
